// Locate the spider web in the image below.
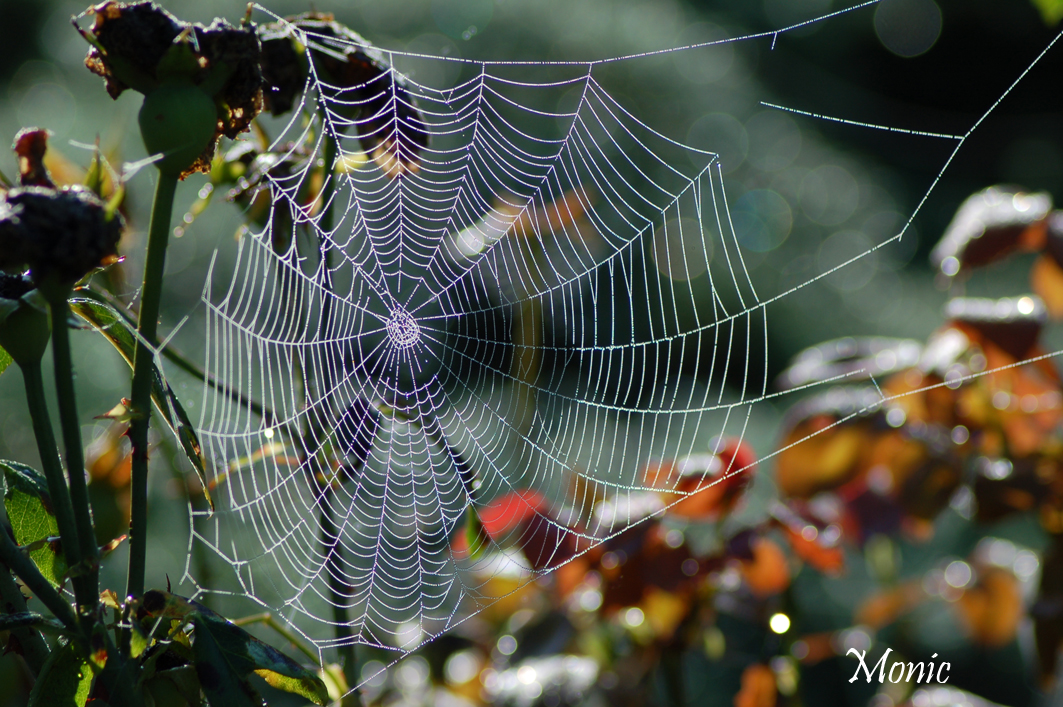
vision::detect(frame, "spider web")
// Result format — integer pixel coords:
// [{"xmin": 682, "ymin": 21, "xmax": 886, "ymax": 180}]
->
[{"xmin": 183, "ymin": 0, "xmax": 1058, "ymax": 680}]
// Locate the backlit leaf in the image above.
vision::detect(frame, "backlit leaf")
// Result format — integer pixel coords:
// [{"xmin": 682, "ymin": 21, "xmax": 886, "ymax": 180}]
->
[
  {"xmin": 1, "ymin": 460, "xmax": 66, "ymax": 586},
  {"xmin": 68, "ymin": 294, "xmax": 212, "ymax": 510},
  {"xmin": 1032, "ymin": 0, "xmax": 1063, "ymax": 24},
  {"xmin": 27, "ymin": 639, "xmax": 93, "ymax": 707}
]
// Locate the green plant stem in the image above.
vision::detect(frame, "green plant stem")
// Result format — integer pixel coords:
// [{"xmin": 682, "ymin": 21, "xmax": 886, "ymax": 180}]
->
[
  {"xmin": 126, "ymin": 171, "xmax": 177, "ymax": 607},
  {"xmin": 21, "ymin": 360, "xmax": 87, "ymax": 607},
  {"xmin": 232, "ymin": 612, "xmax": 321, "ymax": 665},
  {"xmin": 46, "ymin": 295, "xmax": 99, "ymax": 607},
  {"xmin": 0, "ymin": 528, "xmax": 78, "ymax": 634},
  {"xmin": 0, "ymin": 562, "xmax": 49, "ymax": 674}
]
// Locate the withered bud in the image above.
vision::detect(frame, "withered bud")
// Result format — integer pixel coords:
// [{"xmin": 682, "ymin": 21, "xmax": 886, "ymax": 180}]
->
[
  {"xmin": 258, "ymin": 13, "xmax": 429, "ymax": 179},
  {"xmin": 0, "ymin": 185, "xmax": 123, "ymax": 286},
  {"xmin": 80, "ymin": 1, "xmax": 264, "ymax": 178},
  {"xmin": 82, "ymin": 1, "xmax": 185, "ymax": 98},
  {"xmin": 12, "ymin": 128, "xmax": 54, "ymax": 188}
]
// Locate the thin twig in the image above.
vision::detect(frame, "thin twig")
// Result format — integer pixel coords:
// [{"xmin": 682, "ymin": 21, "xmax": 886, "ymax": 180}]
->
[{"xmin": 232, "ymin": 611, "xmax": 321, "ymax": 665}]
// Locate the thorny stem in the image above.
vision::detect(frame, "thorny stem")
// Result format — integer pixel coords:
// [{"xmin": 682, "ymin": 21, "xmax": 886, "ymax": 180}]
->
[
  {"xmin": 21, "ymin": 360, "xmax": 88, "ymax": 609},
  {"xmin": 0, "ymin": 529, "xmax": 143, "ymax": 706},
  {"xmin": 46, "ymin": 295, "xmax": 100, "ymax": 608},
  {"xmin": 0, "ymin": 559, "xmax": 49, "ymax": 674},
  {"xmin": 126, "ymin": 171, "xmax": 178, "ymax": 615}
]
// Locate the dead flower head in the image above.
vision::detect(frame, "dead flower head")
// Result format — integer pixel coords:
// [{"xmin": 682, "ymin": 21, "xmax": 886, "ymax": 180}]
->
[
  {"xmin": 79, "ymin": 1, "xmax": 264, "ymax": 178},
  {"xmin": 258, "ymin": 13, "xmax": 429, "ymax": 179}
]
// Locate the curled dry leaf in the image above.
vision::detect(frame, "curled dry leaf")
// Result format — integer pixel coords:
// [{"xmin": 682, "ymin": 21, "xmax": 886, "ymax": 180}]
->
[
  {"xmin": 739, "ymin": 537, "xmax": 790, "ymax": 598},
  {"xmin": 955, "ymin": 567, "xmax": 1024, "ymax": 647},
  {"xmin": 259, "ymin": 13, "xmax": 429, "ymax": 178},
  {"xmin": 734, "ymin": 663, "xmax": 776, "ymax": 707},
  {"xmin": 930, "ymin": 186, "xmax": 1051, "ymax": 276}
]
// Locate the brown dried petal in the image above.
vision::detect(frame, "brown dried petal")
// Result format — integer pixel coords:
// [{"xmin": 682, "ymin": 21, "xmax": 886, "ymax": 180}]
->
[
  {"xmin": 930, "ymin": 186, "xmax": 1051, "ymax": 276},
  {"xmin": 258, "ymin": 24, "xmax": 307, "ymax": 116}
]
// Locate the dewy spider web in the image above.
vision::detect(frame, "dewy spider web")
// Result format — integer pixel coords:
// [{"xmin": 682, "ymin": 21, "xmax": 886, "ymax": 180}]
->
[{"xmin": 184, "ymin": 0, "xmax": 1059, "ymax": 679}]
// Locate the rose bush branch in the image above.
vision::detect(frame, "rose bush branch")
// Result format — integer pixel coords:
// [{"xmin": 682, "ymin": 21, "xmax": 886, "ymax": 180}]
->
[{"xmin": 76, "ymin": 3, "xmax": 265, "ymax": 605}]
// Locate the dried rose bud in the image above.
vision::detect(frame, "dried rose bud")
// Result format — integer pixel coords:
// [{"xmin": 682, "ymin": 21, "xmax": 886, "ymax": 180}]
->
[
  {"xmin": 79, "ymin": 1, "xmax": 264, "ymax": 178},
  {"xmin": 258, "ymin": 13, "xmax": 429, "ymax": 178},
  {"xmin": 12, "ymin": 128, "xmax": 54, "ymax": 188},
  {"xmin": 0, "ymin": 185, "xmax": 123, "ymax": 288}
]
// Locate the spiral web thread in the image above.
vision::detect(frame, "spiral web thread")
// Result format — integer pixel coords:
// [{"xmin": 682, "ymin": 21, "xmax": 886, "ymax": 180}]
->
[{"xmin": 183, "ymin": 0, "xmax": 1061, "ymax": 679}]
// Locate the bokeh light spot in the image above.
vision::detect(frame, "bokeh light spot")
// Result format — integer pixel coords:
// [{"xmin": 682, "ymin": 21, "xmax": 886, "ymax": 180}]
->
[
  {"xmin": 732, "ymin": 189, "xmax": 793, "ymax": 252},
  {"xmin": 874, "ymin": 0, "xmax": 942, "ymax": 58}
]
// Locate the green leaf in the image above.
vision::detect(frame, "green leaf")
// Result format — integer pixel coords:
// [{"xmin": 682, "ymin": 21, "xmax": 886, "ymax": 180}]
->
[
  {"xmin": 142, "ymin": 590, "xmax": 329, "ymax": 706},
  {"xmin": 464, "ymin": 505, "xmax": 488, "ymax": 561},
  {"xmin": 27, "ymin": 639, "xmax": 93, "ymax": 707},
  {"xmin": 190, "ymin": 615, "xmax": 265, "ymax": 707},
  {"xmin": 145, "ymin": 666, "xmax": 203, "ymax": 707},
  {"xmin": 68, "ymin": 296, "xmax": 213, "ymax": 510},
  {"xmin": 0, "ymin": 345, "xmax": 12, "ymax": 378},
  {"xmin": 1032, "ymin": 0, "xmax": 1063, "ymax": 24},
  {"xmin": 1, "ymin": 460, "xmax": 66, "ymax": 586}
]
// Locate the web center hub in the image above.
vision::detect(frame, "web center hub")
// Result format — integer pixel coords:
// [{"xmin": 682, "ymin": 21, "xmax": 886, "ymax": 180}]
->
[{"xmin": 386, "ymin": 308, "xmax": 421, "ymax": 350}]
